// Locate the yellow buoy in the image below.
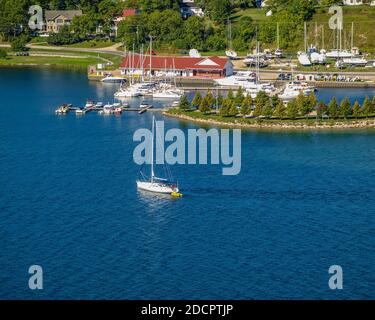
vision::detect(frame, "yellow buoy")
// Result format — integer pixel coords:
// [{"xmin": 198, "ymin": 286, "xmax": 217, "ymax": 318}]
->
[{"xmin": 171, "ymin": 192, "xmax": 183, "ymax": 198}]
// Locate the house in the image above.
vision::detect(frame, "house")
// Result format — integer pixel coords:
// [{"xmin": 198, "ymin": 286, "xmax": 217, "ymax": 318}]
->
[
  {"xmin": 342, "ymin": 0, "xmax": 363, "ymax": 5},
  {"xmin": 120, "ymin": 55, "xmax": 233, "ymax": 78},
  {"xmin": 44, "ymin": 10, "xmax": 82, "ymax": 33},
  {"xmin": 180, "ymin": 0, "xmax": 204, "ymax": 18},
  {"xmin": 111, "ymin": 8, "xmax": 139, "ymax": 37}
]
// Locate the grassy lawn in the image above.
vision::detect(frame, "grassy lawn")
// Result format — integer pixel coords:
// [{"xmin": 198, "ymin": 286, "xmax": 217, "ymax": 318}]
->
[
  {"xmin": 310, "ymin": 5, "xmax": 375, "ymax": 54},
  {"xmin": 168, "ymin": 108, "xmax": 375, "ymax": 127},
  {"xmin": 62, "ymin": 40, "xmax": 117, "ymax": 49},
  {"xmin": 231, "ymin": 8, "xmax": 268, "ymax": 23}
]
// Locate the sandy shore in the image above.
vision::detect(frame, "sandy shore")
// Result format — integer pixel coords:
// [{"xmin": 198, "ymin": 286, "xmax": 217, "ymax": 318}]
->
[{"xmin": 163, "ymin": 112, "xmax": 375, "ymax": 131}]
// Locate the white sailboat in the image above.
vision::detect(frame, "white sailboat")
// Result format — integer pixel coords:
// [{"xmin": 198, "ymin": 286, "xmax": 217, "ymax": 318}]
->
[{"xmin": 136, "ymin": 116, "xmax": 181, "ymax": 195}]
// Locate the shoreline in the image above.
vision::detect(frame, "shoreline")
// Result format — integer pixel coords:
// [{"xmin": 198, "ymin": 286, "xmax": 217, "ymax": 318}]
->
[{"xmin": 163, "ymin": 111, "xmax": 375, "ymax": 131}]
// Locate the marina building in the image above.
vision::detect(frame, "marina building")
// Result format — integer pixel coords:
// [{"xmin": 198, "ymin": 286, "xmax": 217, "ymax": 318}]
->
[{"xmin": 120, "ymin": 55, "xmax": 233, "ymax": 79}]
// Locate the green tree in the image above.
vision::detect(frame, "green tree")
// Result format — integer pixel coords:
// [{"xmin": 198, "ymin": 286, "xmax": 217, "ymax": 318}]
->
[
  {"xmin": 11, "ymin": 35, "xmax": 28, "ymax": 52},
  {"xmin": 199, "ymin": 96, "xmax": 211, "ymax": 114},
  {"xmin": 273, "ymin": 100, "xmax": 286, "ymax": 119},
  {"xmin": 192, "ymin": 92, "xmax": 202, "ymax": 109},
  {"xmin": 262, "ymin": 99, "xmax": 274, "ymax": 118},
  {"xmin": 179, "ymin": 94, "xmax": 191, "ymax": 111},
  {"xmin": 235, "ymin": 87, "xmax": 245, "ymax": 105},
  {"xmin": 227, "ymin": 89, "xmax": 235, "ymax": 102},
  {"xmin": 339, "ymin": 97, "xmax": 351, "ymax": 119},
  {"xmin": 317, "ymin": 101, "xmax": 328, "ymax": 119},
  {"xmin": 327, "ymin": 97, "xmax": 339, "ymax": 119},
  {"xmin": 228, "ymin": 100, "xmax": 238, "ymax": 117},
  {"xmin": 296, "ymin": 93, "xmax": 309, "ymax": 117},
  {"xmin": 286, "ymin": 100, "xmax": 298, "ymax": 119},
  {"xmin": 0, "ymin": 48, "xmax": 7, "ymax": 58},
  {"xmin": 352, "ymin": 101, "xmax": 361, "ymax": 118},
  {"xmin": 206, "ymin": 90, "xmax": 215, "ymax": 108},
  {"xmin": 240, "ymin": 95, "xmax": 252, "ymax": 116},
  {"xmin": 362, "ymin": 97, "xmax": 371, "ymax": 118},
  {"xmin": 217, "ymin": 93, "xmax": 224, "ymax": 108},
  {"xmin": 370, "ymin": 96, "xmax": 375, "ymax": 114}
]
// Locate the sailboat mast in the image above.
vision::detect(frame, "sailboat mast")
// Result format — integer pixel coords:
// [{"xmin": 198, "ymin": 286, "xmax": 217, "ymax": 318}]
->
[
  {"xmin": 277, "ymin": 22, "xmax": 280, "ymax": 49},
  {"xmin": 304, "ymin": 22, "xmax": 307, "ymax": 53},
  {"xmin": 351, "ymin": 22, "xmax": 354, "ymax": 49},
  {"xmin": 151, "ymin": 116, "xmax": 155, "ymax": 182}
]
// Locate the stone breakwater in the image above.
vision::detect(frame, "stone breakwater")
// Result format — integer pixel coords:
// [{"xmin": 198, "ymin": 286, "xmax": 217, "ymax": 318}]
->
[{"xmin": 163, "ymin": 112, "xmax": 375, "ymax": 131}]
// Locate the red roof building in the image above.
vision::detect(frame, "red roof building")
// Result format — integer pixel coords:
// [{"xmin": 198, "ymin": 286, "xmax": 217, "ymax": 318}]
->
[
  {"xmin": 120, "ymin": 55, "xmax": 233, "ymax": 78},
  {"xmin": 122, "ymin": 9, "xmax": 138, "ymax": 17}
]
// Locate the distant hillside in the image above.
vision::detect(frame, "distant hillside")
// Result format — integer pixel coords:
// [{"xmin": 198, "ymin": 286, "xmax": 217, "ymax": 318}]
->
[{"xmin": 231, "ymin": 5, "xmax": 375, "ymax": 54}]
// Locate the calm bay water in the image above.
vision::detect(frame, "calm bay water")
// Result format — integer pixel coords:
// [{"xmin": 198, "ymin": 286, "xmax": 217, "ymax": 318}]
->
[{"xmin": 0, "ymin": 68, "xmax": 375, "ymax": 299}]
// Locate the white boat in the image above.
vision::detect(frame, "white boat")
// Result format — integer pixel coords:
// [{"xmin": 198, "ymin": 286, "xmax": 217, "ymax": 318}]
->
[
  {"xmin": 245, "ymin": 82, "xmax": 276, "ymax": 98},
  {"xmin": 214, "ymin": 71, "xmax": 256, "ymax": 88},
  {"xmin": 275, "ymin": 48, "xmax": 283, "ymax": 58},
  {"xmin": 297, "ymin": 52, "xmax": 312, "ymax": 66},
  {"xmin": 75, "ymin": 108, "xmax": 85, "ymax": 115},
  {"xmin": 225, "ymin": 50, "xmax": 238, "ymax": 59},
  {"xmin": 101, "ymin": 75, "xmax": 125, "ymax": 84},
  {"xmin": 341, "ymin": 57, "xmax": 368, "ymax": 66},
  {"xmin": 326, "ymin": 50, "xmax": 353, "ymax": 59},
  {"xmin": 152, "ymin": 89, "xmax": 183, "ymax": 99},
  {"xmin": 102, "ymin": 104, "xmax": 113, "ymax": 114},
  {"xmin": 114, "ymin": 86, "xmax": 142, "ymax": 98},
  {"xmin": 189, "ymin": 49, "xmax": 201, "ymax": 58},
  {"xmin": 95, "ymin": 102, "xmax": 104, "ymax": 108},
  {"xmin": 279, "ymin": 81, "xmax": 315, "ymax": 101},
  {"xmin": 136, "ymin": 116, "xmax": 179, "ymax": 195},
  {"xmin": 310, "ymin": 52, "xmax": 327, "ymax": 64}
]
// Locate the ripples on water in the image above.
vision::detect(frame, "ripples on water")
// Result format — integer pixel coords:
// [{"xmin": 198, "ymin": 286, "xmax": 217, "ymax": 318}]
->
[{"xmin": 0, "ymin": 68, "xmax": 374, "ymax": 299}]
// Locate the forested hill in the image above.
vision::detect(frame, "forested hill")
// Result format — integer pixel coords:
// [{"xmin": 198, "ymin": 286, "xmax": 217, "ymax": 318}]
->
[{"xmin": 1, "ymin": 1, "xmax": 374, "ymax": 53}]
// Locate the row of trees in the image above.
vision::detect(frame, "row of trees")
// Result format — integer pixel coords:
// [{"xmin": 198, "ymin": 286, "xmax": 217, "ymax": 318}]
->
[{"xmin": 179, "ymin": 90, "xmax": 375, "ymax": 120}]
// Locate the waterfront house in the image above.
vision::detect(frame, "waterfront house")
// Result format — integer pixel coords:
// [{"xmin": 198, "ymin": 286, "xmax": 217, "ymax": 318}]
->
[
  {"xmin": 120, "ymin": 55, "xmax": 233, "ymax": 78},
  {"xmin": 179, "ymin": 0, "xmax": 204, "ymax": 18},
  {"xmin": 44, "ymin": 10, "xmax": 82, "ymax": 33},
  {"xmin": 343, "ymin": 0, "xmax": 363, "ymax": 5}
]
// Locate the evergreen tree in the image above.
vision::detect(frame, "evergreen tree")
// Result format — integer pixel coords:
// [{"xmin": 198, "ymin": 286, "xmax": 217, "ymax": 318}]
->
[
  {"xmin": 316, "ymin": 101, "xmax": 328, "ymax": 119},
  {"xmin": 191, "ymin": 91, "xmax": 202, "ymax": 109},
  {"xmin": 352, "ymin": 101, "xmax": 361, "ymax": 118},
  {"xmin": 286, "ymin": 100, "xmax": 298, "ymax": 119},
  {"xmin": 199, "ymin": 96, "xmax": 211, "ymax": 114},
  {"xmin": 262, "ymin": 99, "xmax": 273, "ymax": 118},
  {"xmin": 362, "ymin": 96, "xmax": 371, "ymax": 118},
  {"xmin": 296, "ymin": 93, "xmax": 309, "ymax": 117},
  {"xmin": 327, "ymin": 97, "xmax": 339, "ymax": 119},
  {"xmin": 206, "ymin": 90, "xmax": 215, "ymax": 108},
  {"xmin": 217, "ymin": 93, "xmax": 224, "ymax": 108},
  {"xmin": 179, "ymin": 94, "xmax": 191, "ymax": 111},
  {"xmin": 228, "ymin": 100, "xmax": 238, "ymax": 117},
  {"xmin": 371, "ymin": 96, "xmax": 375, "ymax": 114},
  {"xmin": 235, "ymin": 87, "xmax": 245, "ymax": 105},
  {"xmin": 339, "ymin": 97, "xmax": 351, "ymax": 119},
  {"xmin": 240, "ymin": 95, "xmax": 252, "ymax": 116},
  {"xmin": 227, "ymin": 89, "xmax": 235, "ymax": 102},
  {"xmin": 273, "ymin": 100, "xmax": 286, "ymax": 119}
]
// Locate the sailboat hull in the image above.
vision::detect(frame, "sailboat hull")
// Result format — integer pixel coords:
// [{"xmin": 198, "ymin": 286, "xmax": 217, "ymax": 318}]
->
[{"xmin": 136, "ymin": 181, "xmax": 179, "ymax": 194}]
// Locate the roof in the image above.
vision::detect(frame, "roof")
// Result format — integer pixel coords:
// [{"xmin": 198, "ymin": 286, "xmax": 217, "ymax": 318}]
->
[
  {"xmin": 122, "ymin": 9, "xmax": 138, "ymax": 17},
  {"xmin": 120, "ymin": 55, "xmax": 229, "ymax": 71},
  {"xmin": 45, "ymin": 10, "xmax": 82, "ymax": 21}
]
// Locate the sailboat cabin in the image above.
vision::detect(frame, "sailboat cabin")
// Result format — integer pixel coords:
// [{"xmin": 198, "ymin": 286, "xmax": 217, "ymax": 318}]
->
[{"xmin": 120, "ymin": 55, "xmax": 233, "ymax": 79}]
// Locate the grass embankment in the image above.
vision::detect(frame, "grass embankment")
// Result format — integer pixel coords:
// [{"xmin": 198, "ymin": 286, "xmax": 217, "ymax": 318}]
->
[
  {"xmin": 0, "ymin": 47, "xmax": 122, "ymax": 69},
  {"xmin": 165, "ymin": 108, "xmax": 375, "ymax": 130}
]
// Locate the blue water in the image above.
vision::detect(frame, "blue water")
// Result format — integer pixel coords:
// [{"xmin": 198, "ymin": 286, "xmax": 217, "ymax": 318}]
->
[{"xmin": 0, "ymin": 68, "xmax": 375, "ymax": 300}]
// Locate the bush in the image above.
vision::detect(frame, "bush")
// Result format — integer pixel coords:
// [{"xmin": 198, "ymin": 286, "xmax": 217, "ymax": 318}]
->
[
  {"xmin": 0, "ymin": 48, "xmax": 7, "ymax": 59},
  {"xmin": 11, "ymin": 35, "xmax": 29, "ymax": 52}
]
